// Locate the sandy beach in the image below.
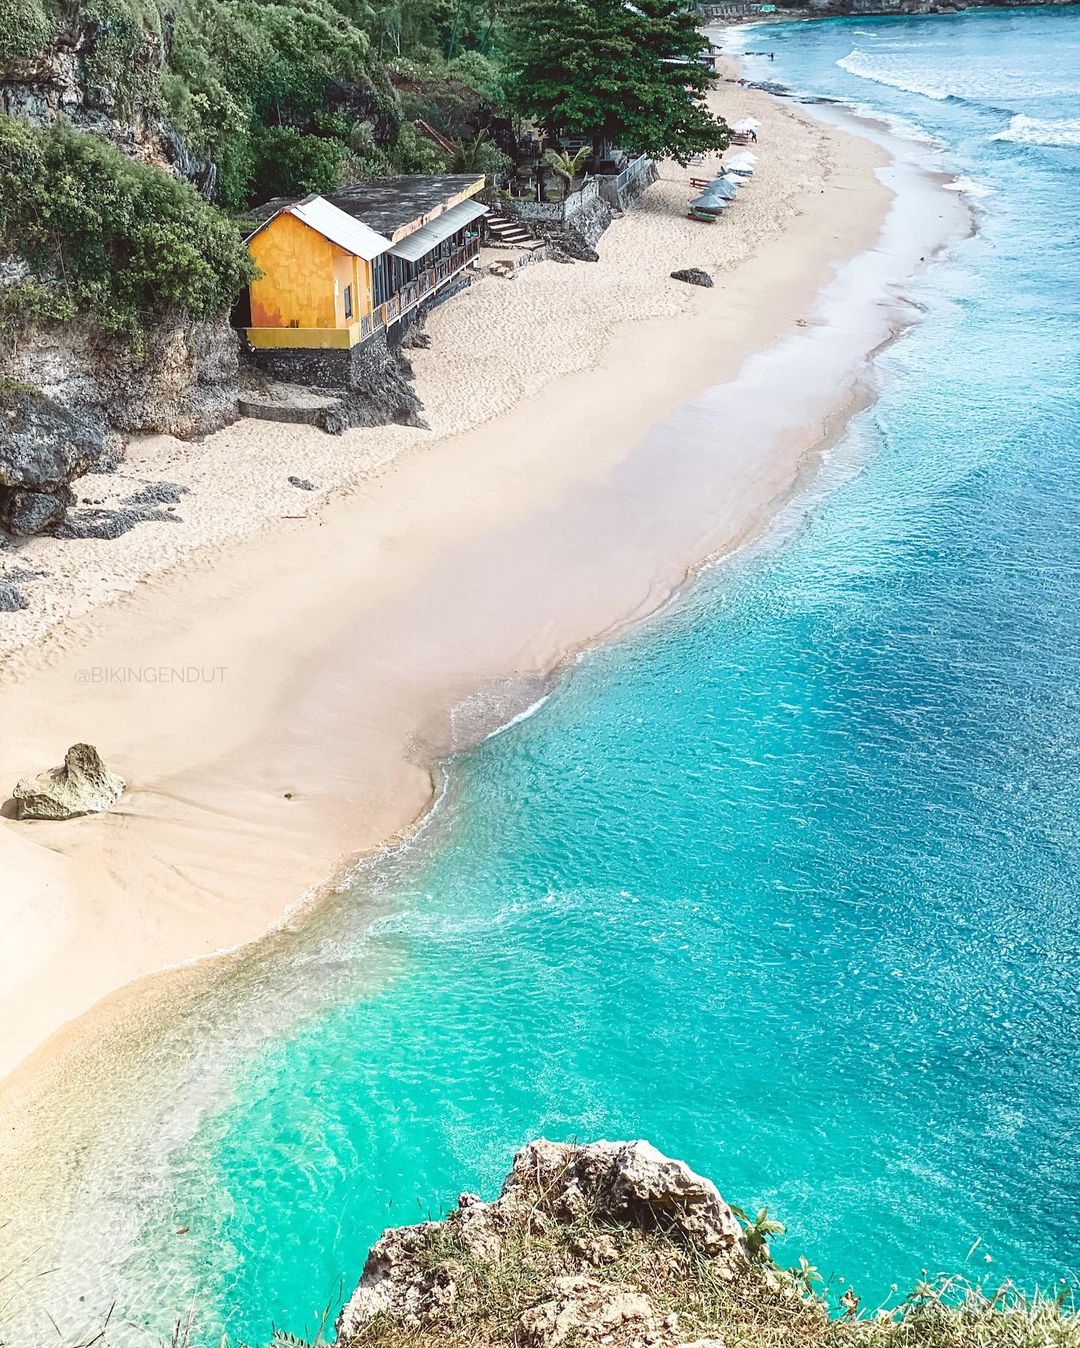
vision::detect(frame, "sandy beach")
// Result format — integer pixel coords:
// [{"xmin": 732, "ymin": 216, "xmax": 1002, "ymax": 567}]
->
[{"xmin": 0, "ymin": 74, "xmax": 967, "ymax": 1109}]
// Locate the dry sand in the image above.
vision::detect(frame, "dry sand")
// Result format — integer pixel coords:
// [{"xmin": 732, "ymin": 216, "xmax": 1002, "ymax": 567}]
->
[{"xmin": 0, "ymin": 80, "xmax": 967, "ymax": 1100}]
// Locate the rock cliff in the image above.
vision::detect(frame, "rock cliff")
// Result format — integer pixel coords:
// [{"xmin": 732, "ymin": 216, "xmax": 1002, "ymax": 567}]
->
[
  {"xmin": 0, "ymin": 311, "xmax": 239, "ymax": 536},
  {"xmin": 337, "ymin": 1140, "xmax": 757, "ymax": 1348},
  {"xmin": 0, "ymin": 2, "xmax": 212, "ymax": 185},
  {"xmin": 333, "ymin": 1139, "xmax": 1080, "ymax": 1348}
]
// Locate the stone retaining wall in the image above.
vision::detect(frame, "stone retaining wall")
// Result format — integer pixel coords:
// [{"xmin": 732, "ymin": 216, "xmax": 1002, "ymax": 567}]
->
[{"xmin": 502, "ymin": 179, "xmax": 601, "ymax": 225}]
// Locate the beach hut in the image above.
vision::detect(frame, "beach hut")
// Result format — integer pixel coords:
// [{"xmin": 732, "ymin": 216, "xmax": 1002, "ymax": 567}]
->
[{"xmin": 244, "ymin": 175, "xmax": 487, "ymax": 364}]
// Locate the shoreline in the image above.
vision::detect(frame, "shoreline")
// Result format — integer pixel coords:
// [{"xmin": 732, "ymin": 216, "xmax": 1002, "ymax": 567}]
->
[{"xmin": 0, "ymin": 84, "xmax": 967, "ymax": 1107}]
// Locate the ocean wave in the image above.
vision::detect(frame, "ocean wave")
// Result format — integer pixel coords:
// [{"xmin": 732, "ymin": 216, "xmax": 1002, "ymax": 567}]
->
[
  {"xmin": 836, "ymin": 49, "xmax": 1075, "ymax": 110},
  {"xmin": 837, "ymin": 48, "xmax": 951, "ymax": 100},
  {"xmin": 989, "ymin": 114, "xmax": 1080, "ymax": 147},
  {"xmin": 943, "ymin": 175, "xmax": 995, "ymax": 199}
]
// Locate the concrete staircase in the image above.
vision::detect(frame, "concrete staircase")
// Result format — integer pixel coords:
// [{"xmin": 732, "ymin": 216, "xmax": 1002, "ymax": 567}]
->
[{"xmin": 484, "ymin": 210, "xmax": 544, "ymax": 251}]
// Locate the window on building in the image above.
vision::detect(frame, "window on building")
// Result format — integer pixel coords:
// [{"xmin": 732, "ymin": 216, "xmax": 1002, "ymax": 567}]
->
[{"xmin": 343, "ymin": 285, "xmax": 353, "ymax": 319}]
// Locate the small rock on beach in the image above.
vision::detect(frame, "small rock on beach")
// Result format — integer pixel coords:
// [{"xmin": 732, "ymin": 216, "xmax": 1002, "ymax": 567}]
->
[{"xmin": 670, "ymin": 268, "xmax": 714, "ymax": 287}]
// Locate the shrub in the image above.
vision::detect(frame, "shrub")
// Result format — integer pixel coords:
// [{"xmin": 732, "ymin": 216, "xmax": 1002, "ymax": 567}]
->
[
  {"xmin": 0, "ymin": 115, "xmax": 254, "ymax": 335},
  {"xmin": 249, "ymin": 125, "xmax": 350, "ymax": 202},
  {"xmin": 0, "ymin": 0, "xmax": 52, "ymax": 60}
]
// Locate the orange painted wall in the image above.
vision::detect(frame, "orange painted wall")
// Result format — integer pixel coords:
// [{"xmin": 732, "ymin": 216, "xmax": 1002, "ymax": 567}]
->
[
  {"xmin": 248, "ymin": 211, "xmax": 377, "ymax": 330},
  {"xmin": 249, "ymin": 213, "xmax": 338, "ymax": 329}
]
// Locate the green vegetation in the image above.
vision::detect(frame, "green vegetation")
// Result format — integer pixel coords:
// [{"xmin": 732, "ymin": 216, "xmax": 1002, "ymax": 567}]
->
[
  {"xmin": 0, "ymin": 114, "xmax": 253, "ymax": 336},
  {"xmin": 504, "ymin": 0, "xmax": 727, "ymax": 163},
  {"xmin": 0, "ymin": 0, "xmax": 506, "ymax": 334},
  {"xmin": 333, "ymin": 1209, "xmax": 1079, "ymax": 1348},
  {"xmin": 0, "ymin": 0, "xmax": 725, "ymax": 337},
  {"xmin": 0, "ymin": 0, "xmax": 52, "ymax": 61}
]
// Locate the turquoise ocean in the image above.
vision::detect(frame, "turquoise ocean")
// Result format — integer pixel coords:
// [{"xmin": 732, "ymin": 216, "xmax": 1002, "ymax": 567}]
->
[{"xmin": 69, "ymin": 9, "xmax": 1080, "ymax": 1344}]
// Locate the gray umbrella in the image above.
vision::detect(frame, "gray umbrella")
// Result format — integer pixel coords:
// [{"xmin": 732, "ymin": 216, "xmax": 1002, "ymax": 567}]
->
[
  {"xmin": 690, "ymin": 190, "xmax": 730, "ymax": 211},
  {"xmin": 708, "ymin": 178, "xmax": 738, "ymax": 200}
]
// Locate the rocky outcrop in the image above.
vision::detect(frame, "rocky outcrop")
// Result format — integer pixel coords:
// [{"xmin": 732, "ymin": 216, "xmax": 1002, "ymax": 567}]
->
[
  {"xmin": 671, "ymin": 268, "xmax": 714, "ymax": 288},
  {"xmin": 1, "ymin": 313, "xmax": 239, "ymax": 536},
  {"xmin": 337, "ymin": 1140, "xmax": 750, "ymax": 1347},
  {"xmin": 6, "ymin": 313, "xmax": 240, "ymax": 439},
  {"xmin": 11, "ymin": 743, "xmax": 125, "ymax": 819},
  {"xmin": 251, "ymin": 330, "xmax": 425, "ymax": 432},
  {"xmin": 0, "ymin": 385, "xmax": 107, "ymax": 536},
  {"xmin": 0, "ymin": 7, "xmax": 212, "ymax": 184}
]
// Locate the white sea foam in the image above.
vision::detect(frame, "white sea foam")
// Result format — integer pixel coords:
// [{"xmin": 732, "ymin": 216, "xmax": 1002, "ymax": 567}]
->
[
  {"xmin": 837, "ymin": 49, "xmax": 1075, "ymax": 107},
  {"xmin": 943, "ymin": 175, "xmax": 995, "ymax": 199},
  {"xmin": 837, "ymin": 48, "xmax": 951, "ymax": 100},
  {"xmin": 989, "ymin": 114, "xmax": 1080, "ymax": 147},
  {"xmin": 848, "ymin": 101, "xmax": 945, "ymax": 149}
]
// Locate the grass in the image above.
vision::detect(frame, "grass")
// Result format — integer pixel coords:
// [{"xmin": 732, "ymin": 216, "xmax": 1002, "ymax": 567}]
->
[
  {"xmin": 336, "ymin": 1209, "xmax": 1080, "ymax": 1348},
  {"xmin": 3, "ymin": 1184, "xmax": 1076, "ymax": 1348}
]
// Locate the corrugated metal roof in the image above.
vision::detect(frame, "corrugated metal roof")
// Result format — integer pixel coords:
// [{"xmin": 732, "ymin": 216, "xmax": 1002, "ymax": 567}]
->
[
  {"xmin": 387, "ymin": 199, "xmax": 489, "ymax": 263},
  {"xmin": 287, "ymin": 196, "xmax": 393, "ymax": 260}
]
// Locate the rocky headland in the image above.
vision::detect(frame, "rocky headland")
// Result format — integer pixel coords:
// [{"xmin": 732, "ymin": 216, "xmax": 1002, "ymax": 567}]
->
[{"xmin": 333, "ymin": 1140, "xmax": 1078, "ymax": 1348}]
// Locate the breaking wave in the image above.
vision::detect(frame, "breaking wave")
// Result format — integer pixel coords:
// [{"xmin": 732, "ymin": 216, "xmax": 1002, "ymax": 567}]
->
[
  {"xmin": 990, "ymin": 114, "xmax": 1080, "ymax": 147},
  {"xmin": 837, "ymin": 48, "xmax": 951, "ymax": 100},
  {"xmin": 943, "ymin": 175, "xmax": 995, "ymax": 199}
]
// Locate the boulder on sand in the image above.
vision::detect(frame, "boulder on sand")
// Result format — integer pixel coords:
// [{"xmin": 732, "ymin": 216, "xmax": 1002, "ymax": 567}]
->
[
  {"xmin": 12, "ymin": 743, "xmax": 126, "ymax": 820},
  {"xmin": 670, "ymin": 268, "xmax": 714, "ymax": 288}
]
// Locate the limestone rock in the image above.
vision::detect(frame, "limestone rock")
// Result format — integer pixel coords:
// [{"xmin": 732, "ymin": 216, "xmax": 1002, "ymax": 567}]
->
[
  {"xmin": 52, "ymin": 505, "xmax": 179, "ymax": 540},
  {"xmin": 517, "ymin": 1276, "xmax": 658, "ymax": 1348},
  {"xmin": 670, "ymin": 268, "xmax": 714, "ymax": 288},
  {"xmin": 0, "ymin": 486, "xmax": 70, "ymax": 536},
  {"xmin": 0, "ymin": 387, "xmax": 105, "ymax": 493},
  {"xmin": 0, "ymin": 578, "xmax": 28, "ymax": 610},
  {"xmin": 13, "ymin": 743, "xmax": 125, "ymax": 820},
  {"xmin": 337, "ymin": 1140, "xmax": 749, "ymax": 1344},
  {"xmin": 337, "ymin": 1223, "xmax": 456, "ymax": 1330},
  {"xmin": 501, "ymin": 1140, "xmax": 747, "ymax": 1260}
]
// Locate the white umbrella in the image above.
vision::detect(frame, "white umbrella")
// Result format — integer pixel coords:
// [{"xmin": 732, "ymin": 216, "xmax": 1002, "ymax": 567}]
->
[
  {"xmin": 731, "ymin": 118, "xmax": 760, "ymax": 133},
  {"xmin": 719, "ymin": 172, "xmax": 745, "ymax": 188},
  {"xmin": 728, "ymin": 150, "xmax": 758, "ymax": 164}
]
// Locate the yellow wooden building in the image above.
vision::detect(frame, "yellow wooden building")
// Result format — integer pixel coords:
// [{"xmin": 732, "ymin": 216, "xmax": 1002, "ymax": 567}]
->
[{"xmin": 245, "ymin": 175, "xmax": 487, "ymax": 352}]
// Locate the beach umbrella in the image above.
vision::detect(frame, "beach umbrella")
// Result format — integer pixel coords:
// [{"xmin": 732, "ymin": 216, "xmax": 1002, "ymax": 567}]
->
[
  {"xmin": 717, "ymin": 173, "xmax": 744, "ymax": 189},
  {"xmin": 690, "ymin": 191, "xmax": 729, "ymax": 211},
  {"xmin": 731, "ymin": 118, "xmax": 760, "ymax": 133},
  {"xmin": 727, "ymin": 151, "xmax": 758, "ymax": 165},
  {"xmin": 707, "ymin": 178, "xmax": 738, "ymax": 200}
]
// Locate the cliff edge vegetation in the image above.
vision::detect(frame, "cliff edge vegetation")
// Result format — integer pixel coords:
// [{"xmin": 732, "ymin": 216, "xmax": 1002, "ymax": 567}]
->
[{"xmin": 323, "ymin": 1140, "xmax": 1079, "ymax": 1348}]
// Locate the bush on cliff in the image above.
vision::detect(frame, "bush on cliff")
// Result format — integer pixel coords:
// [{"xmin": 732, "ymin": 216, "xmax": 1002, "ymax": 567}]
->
[
  {"xmin": 0, "ymin": 0, "xmax": 52, "ymax": 60},
  {"xmin": 0, "ymin": 114, "xmax": 254, "ymax": 336}
]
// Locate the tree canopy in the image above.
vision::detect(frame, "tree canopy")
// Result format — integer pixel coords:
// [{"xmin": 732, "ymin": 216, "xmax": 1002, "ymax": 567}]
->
[{"xmin": 504, "ymin": 0, "xmax": 728, "ymax": 163}]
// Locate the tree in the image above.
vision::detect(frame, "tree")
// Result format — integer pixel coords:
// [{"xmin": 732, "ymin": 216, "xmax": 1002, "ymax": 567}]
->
[
  {"xmin": 543, "ymin": 144, "xmax": 589, "ymax": 196},
  {"xmin": 504, "ymin": 0, "xmax": 727, "ymax": 164}
]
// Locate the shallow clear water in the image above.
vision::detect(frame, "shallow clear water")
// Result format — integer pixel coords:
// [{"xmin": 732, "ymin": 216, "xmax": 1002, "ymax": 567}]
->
[{"xmin": 61, "ymin": 10, "xmax": 1080, "ymax": 1345}]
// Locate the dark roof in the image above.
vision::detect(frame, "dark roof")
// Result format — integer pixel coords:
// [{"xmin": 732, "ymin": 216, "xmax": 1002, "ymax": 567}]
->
[{"xmin": 250, "ymin": 175, "xmax": 485, "ymax": 241}]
